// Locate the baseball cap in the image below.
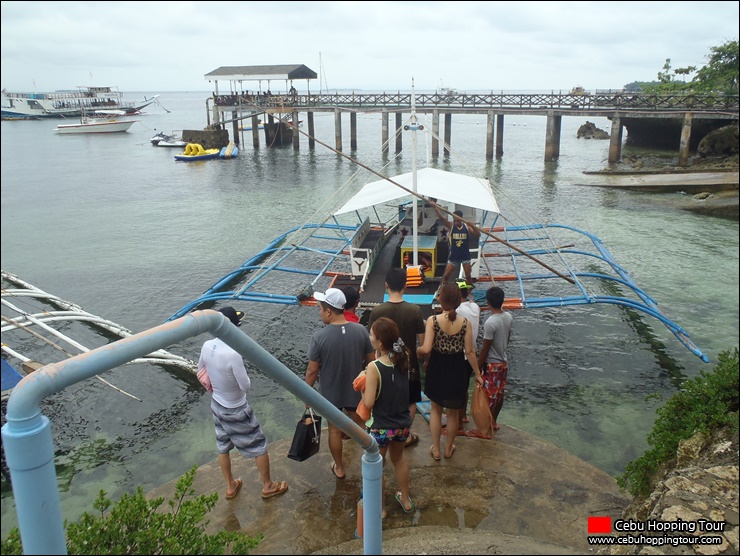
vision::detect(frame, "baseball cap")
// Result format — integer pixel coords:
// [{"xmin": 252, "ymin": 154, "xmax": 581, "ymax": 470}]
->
[
  {"xmin": 456, "ymin": 280, "xmax": 473, "ymax": 290},
  {"xmin": 218, "ymin": 306, "xmax": 245, "ymax": 326},
  {"xmin": 314, "ymin": 288, "xmax": 346, "ymax": 310}
]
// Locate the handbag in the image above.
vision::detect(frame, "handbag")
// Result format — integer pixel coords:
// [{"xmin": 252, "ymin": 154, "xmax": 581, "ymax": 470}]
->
[
  {"xmin": 287, "ymin": 408, "xmax": 322, "ymax": 462},
  {"xmin": 197, "ymin": 366, "xmax": 213, "ymax": 392}
]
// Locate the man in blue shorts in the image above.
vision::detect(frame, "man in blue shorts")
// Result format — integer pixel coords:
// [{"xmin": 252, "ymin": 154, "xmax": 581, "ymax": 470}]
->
[{"xmin": 433, "ymin": 204, "xmax": 480, "ymax": 286}]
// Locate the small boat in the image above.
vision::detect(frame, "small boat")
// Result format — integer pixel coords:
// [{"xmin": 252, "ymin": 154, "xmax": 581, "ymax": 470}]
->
[
  {"xmin": 151, "ymin": 131, "xmax": 187, "ymax": 147},
  {"xmin": 166, "ymin": 87, "xmax": 709, "ymax": 363},
  {"xmin": 174, "ymin": 143, "xmax": 220, "ymax": 161},
  {"xmin": 220, "ymin": 141, "xmax": 239, "ymax": 159},
  {"xmin": 55, "ymin": 110, "xmax": 138, "ymax": 134},
  {"xmin": 238, "ymin": 119, "xmax": 264, "ymax": 131}
]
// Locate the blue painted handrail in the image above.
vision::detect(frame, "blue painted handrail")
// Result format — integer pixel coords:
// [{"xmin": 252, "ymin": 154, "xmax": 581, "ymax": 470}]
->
[{"xmin": 2, "ymin": 310, "xmax": 384, "ymax": 555}]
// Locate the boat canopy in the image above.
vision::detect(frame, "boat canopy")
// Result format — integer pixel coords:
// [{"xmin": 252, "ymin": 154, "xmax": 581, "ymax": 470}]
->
[{"xmin": 333, "ymin": 167, "xmax": 500, "ymax": 215}]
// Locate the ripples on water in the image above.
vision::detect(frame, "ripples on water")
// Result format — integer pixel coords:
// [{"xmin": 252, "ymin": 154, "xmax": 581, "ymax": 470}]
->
[{"xmin": 1, "ymin": 92, "xmax": 738, "ymax": 535}]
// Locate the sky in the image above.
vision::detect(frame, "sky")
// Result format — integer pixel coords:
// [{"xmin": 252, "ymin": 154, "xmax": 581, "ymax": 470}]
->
[{"xmin": 1, "ymin": 1, "xmax": 738, "ymax": 94}]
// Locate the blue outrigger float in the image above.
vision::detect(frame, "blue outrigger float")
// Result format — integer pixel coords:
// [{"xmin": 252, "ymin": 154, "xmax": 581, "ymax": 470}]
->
[{"xmin": 167, "ymin": 97, "xmax": 708, "ymax": 363}]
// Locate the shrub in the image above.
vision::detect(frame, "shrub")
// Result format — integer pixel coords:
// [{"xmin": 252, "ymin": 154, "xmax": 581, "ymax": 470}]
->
[
  {"xmin": 1, "ymin": 465, "xmax": 262, "ymax": 555},
  {"xmin": 617, "ymin": 347, "xmax": 739, "ymax": 499}
]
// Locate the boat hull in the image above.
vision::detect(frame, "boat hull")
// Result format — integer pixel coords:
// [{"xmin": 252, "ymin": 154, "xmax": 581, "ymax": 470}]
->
[
  {"xmin": 55, "ymin": 120, "xmax": 138, "ymax": 134},
  {"xmin": 174, "ymin": 152, "xmax": 220, "ymax": 161}
]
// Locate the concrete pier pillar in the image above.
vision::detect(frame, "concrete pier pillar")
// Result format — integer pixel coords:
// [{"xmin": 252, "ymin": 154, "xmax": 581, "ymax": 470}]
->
[
  {"xmin": 350, "ymin": 112, "xmax": 357, "ymax": 151},
  {"xmin": 307, "ymin": 112, "xmax": 315, "ymax": 150},
  {"xmin": 678, "ymin": 112, "xmax": 693, "ymax": 167},
  {"xmin": 232, "ymin": 111, "xmax": 239, "ymax": 145},
  {"xmin": 395, "ymin": 113, "xmax": 402, "ymax": 154},
  {"xmin": 252, "ymin": 115, "xmax": 260, "ymax": 149},
  {"xmin": 334, "ymin": 108, "xmax": 343, "ymax": 153},
  {"xmin": 432, "ymin": 110, "xmax": 440, "ymax": 158},
  {"xmin": 486, "ymin": 111, "xmax": 495, "ymax": 160},
  {"xmin": 444, "ymin": 113, "xmax": 452, "ymax": 156},
  {"xmin": 496, "ymin": 114, "xmax": 504, "ymax": 158},
  {"xmin": 608, "ymin": 115, "xmax": 623, "ymax": 164},
  {"xmin": 381, "ymin": 112, "xmax": 389, "ymax": 154},
  {"xmin": 292, "ymin": 110, "xmax": 300, "ymax": 150},
  {"xmin": 544, "ymin": 112, "xmax": 562, "ymax": 161}
]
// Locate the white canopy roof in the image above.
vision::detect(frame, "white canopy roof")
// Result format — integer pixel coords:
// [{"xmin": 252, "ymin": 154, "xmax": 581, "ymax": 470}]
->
[{"xmin": 333, "ymin": 168, "xmax": 499, "ymax": 215}]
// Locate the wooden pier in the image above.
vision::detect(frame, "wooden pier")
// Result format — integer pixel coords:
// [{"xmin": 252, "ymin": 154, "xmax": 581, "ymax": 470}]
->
[{"xmin": 204, "ymin": 65, "xmax": 738, "ymax": 166}]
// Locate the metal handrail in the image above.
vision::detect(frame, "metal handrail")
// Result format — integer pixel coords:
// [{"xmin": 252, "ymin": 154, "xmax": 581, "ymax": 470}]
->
[{"xmin": 2, "ymin": 310, "xmax": 384, "ymax": 555}]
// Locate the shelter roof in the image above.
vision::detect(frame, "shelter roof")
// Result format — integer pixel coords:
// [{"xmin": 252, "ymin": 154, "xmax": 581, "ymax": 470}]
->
[
  {"xmin": 204, "ymin": 65, "xmax": 317, "ymax": 82},
  {"xmin": 334, "ymin": 168, "xmax": 499, "ymax": 215}
]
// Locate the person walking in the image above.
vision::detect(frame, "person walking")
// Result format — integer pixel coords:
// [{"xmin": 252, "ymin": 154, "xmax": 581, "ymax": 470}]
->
[
  {"xmin": 367, "ymin": 267, "xmax": 425, "ymax": 448},
  {"xmin": 305, "ymin": 288, "xmax": 375, "ymax": 480},
  {"xmin": 477, "ymin": 286, "xmax": 514, "ymax": 431},
  {"xmin": 432, "ymin": 203, "xmax": 480, "ymax": 286},
  {"xmin": 199, "ymin": 307, "xmax": 288, "ymax": 501},
  {"xmin": 417, "ymin": 284, "xmax": 483, "ymax": 461},
  {"xmin": 359, "ymin": 317, "xmax": 414, "ymax": 515},
  {"xmin": 455, "ymin": 280, "xmax": 481, "ymax": 426}
]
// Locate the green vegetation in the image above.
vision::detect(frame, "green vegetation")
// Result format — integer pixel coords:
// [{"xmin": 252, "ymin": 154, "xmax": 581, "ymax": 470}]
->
[
  {"xmin": 1, "ymin": 466, "xmax": 262, "ymax": 555},
  {"xmin": 627, "ymin": 39, "xmax": 739, "ymax": 94},
  {"xmin": 617, "ymin": 348, "xmax": 739, "ymax": 499}
]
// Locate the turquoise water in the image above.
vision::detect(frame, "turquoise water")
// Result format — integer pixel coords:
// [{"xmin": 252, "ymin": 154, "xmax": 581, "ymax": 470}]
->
[{"xmin": 1, "ymin": 92, "xmax": 738, "ymax": 537}]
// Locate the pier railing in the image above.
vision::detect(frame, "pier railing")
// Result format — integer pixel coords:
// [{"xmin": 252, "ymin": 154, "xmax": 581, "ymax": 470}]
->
[{"xmin": 213, "ymin": 91, "xmax": 739, "ymax": 113}]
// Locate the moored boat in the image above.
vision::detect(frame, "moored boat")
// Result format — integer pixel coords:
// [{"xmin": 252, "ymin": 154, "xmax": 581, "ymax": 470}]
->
[
  {"xmin": 54, "ymin": 111, "xmax": 138, "ymax": 134},
  {"xmin": 151, "ymin": 131, "xmax": 187, "ymax": 147},
  {"xmin": 2, "ymin": 86, "xmax": 158, "ymax": 119},
  {"xmin": 166, "ymin": 87, "xmax": 709, "ymax": 363}
]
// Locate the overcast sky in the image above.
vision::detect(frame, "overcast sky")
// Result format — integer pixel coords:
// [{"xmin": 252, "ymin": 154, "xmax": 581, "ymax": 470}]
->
[{"xmin": 1, "ymin": 1, "xmax": 738, "ymax": 94}]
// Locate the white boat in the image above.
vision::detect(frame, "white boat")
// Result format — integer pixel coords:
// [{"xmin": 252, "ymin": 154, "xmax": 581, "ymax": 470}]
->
[
  {"xmin": 151, "ymin": 131, "xmax": 187, "ymax": 147},
  {"xmin": 2, "ymin": 86, "xmax": 159, "ymax": 119},
  {"xmin": 55, "ymin": 111, "xmax": 138, "ymax": 134},
  {"xmin": 167, "ymin": 85, "xmax": 709, "ymax": 363}
]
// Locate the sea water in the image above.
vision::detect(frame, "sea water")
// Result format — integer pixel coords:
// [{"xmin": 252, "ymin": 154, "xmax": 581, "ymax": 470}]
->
[{"xmin": 1, "ymin": 91, "xmax": 738, "ymax": 537}]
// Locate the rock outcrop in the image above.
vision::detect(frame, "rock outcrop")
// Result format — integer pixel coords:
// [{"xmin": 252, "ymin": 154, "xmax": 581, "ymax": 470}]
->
[
  {"xmin": 577, "ymin": 121, "xmax": 609, "ymax": 139},
  {"xmin": 698, "ymin": 124, "xmax": 740, "ymax": 159},
  {"xmin": 601, "ymin": 426, "xmax": 739, "ymax": 555}
]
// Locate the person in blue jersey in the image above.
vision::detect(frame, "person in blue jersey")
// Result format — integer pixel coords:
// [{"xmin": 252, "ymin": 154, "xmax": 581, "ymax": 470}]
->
[
  {"xmin": 199, "ymin": 307, "xmax": 288, "ymax": 501},
  {"xmin": 305, "ymin": 288, "xmax": 375, "ymax": 480},
  {"xmin": 477, "ymin": 287, "xmax": 514, "ymax": 432},
  {"xmin": 433, "ymin": 203, "xmax": 480, "ymax": 287},
  {"xmin": 359, "ymin": 317, "xmax": 414, "ymax": 514}
]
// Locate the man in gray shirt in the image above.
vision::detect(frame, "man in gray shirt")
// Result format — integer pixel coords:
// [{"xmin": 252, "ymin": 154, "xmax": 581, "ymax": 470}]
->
[{"xmin": 306, "ymin": 288, "xmax": 374, "ymax": 480}]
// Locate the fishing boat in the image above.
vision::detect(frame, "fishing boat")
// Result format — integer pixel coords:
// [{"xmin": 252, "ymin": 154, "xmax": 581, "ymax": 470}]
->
[
  {"xmin": 1, "ymin": 270, "xmax": 197, "ymax": 401},
  {"xmin": 166, "ymin": 88, "xmax": 708, "ymax": 363},
  {"xmin": 2, "ymin": 86, "xmax": 159, "ymax": 119},
  {"xmin": 54, "ymin": 111, "xmax": 138, "ymax": 134},
  {"xmin": 174, "ymin": 143, "xmax": 221, "ymax": 161}
]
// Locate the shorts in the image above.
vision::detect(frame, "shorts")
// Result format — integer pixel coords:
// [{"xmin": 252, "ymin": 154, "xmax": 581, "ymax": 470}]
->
[
  {"xmin": 481, "ymin": 362, "xmax": 508, "ymax": 408},
  {"xmin": 211, "ymin": 398, "xmax": 267, "ymax": 458},
  {"xmin": 367, "ymin": 426, "xmax": 410, "ymax": 448},
  {"xmin": 448, "ymin": 259, "xmax": 472, "ymax": 266}
]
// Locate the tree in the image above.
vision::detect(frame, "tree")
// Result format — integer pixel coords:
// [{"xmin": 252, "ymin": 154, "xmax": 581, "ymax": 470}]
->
[{"xmin": 691, "ymin": 39, "xmax": 739, "ymax": 93}]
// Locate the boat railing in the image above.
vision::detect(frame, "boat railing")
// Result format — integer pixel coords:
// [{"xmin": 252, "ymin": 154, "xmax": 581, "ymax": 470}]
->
[{"xmin": 2, "ymin": 310, "xmax": 385, "ymax": 555}]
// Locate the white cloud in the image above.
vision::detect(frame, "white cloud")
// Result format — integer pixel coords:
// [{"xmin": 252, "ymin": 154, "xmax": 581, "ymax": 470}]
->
[{"xmin": 1, "ymin": 0, "xmax": 737, "ymax": 93}]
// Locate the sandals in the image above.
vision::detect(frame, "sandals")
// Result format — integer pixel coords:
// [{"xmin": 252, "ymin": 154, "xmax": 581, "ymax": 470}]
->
[
  {"xmin": 225, "ymin": 478, "xmax": 243, "ymax": 499},
  {"xmin": 395, "ymin": 490, "xmax": 415, "ymax": 513},
  {"xmin": 445, "ymin": 444, "xmax": 456, "ymax": 459},
  {"xmin": 405, "ymin": 432, "xmax": 419, "ymax": 448},
  {"xmin": 429, "ymin": 445, "xmax": 441, "ymax": 461},
  {"xmin": 330, "ymin": 462, "xmax": 346, "ymax": 479},
  {"xmin": 261, "ymin": 480, "xmax": 289, "ymax": 499}
]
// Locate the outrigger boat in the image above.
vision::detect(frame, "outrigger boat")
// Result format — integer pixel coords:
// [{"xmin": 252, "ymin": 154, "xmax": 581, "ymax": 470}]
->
[{"xmin": 166, "ymin": 89, "xmax": 709, "ymax": 363}]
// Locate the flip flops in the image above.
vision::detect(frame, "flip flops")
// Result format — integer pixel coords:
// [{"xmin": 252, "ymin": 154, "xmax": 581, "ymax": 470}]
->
[
  {"xmin": 261, "ymin": 480, "xmax": 289, "ymax": 499},
  {"xmin": 465, "ymin": 429, "xmax": 492, "ymax": 439},
  {"xmin": 225, "ymin": 478, "xmax": 243, "ymax": 499},
  {"xmin": 330, "ymin": 462, "xmax": 346, "ymax": 479},
  {"xmin": 444, "ymin": 444, "xmax": 456, "ymax": 459},
  {"xmin": 429, "ymin": 445, "xmax": 441, "ymax": 461},
  {"xmin": 395, "ymin": 491, "xmax": 415, "ymax": 513},
  {"xmin": 405, "ymin": 432, "xmax": 419, "ymax": 448}
]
